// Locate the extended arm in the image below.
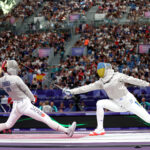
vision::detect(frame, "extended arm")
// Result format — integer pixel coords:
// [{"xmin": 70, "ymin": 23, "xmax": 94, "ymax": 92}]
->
[
  {"xmin": 70, "ymin": 80, "xmax": 103, "ymax": 95},
  {"xmin": 119, "ymin": 73, "xmax": 149, "ymax": 87}
]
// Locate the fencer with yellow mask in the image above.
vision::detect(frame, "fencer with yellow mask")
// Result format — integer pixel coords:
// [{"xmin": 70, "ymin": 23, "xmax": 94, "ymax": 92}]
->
[
  {"xmin": 97, "ymin": 63, "xmax": 112, "ymax": 78},
  {"xmin": 63, "ymin": 62, "xmax": 150, "ymax": 136}
]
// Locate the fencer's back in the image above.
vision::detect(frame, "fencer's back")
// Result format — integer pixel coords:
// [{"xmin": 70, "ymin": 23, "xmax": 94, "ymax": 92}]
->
[{"xmin": 0, "ymin": 73, "xmax": 30, "ymax": 101}]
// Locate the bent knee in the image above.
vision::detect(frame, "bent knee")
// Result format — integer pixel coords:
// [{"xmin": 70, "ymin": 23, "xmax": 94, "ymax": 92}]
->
[
  {"xmin": 5, "ymin": 121, "xmax": 14, "ymax": 129},
  {"xmin": 96, "ymin": 100, "xmax": 106, "ymax": 108}
]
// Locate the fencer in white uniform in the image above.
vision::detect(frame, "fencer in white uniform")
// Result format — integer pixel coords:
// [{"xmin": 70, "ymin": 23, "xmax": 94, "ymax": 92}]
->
[
  {"xmin": 63, "ymin": 62, "xmax": 150, "ymax": 136},
  {"xmin": 0, "ymin": 60, "xmax": 76, "ymax": 137}
]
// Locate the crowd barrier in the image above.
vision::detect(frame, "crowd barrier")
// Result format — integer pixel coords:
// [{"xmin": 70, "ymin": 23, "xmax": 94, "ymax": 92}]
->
[{"xmin": 0, "ymin": 86, "xmax": 150, "ymax": 111}]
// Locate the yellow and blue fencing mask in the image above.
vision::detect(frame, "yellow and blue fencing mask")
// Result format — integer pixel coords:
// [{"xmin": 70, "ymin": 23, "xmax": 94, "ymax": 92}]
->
[{"xmin": 97, "ymin": 62, "xmax": 112, "ymax": 78}]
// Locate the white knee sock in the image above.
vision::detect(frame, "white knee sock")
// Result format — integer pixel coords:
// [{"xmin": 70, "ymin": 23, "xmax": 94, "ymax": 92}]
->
[
  {"xmin": 96, "ymin": 105, "xmax": 104, "ymax": 130},
  {"xmin": 45, "ymin": 117, "xmax": 68, "ymax": 133}
]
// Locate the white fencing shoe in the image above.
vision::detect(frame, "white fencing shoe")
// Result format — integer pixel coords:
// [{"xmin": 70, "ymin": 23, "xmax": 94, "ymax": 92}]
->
[
  {"xmin": 66, "ymin": 122, "xmax": 76, "ymax": 137},
  {"xmin": 89, "ymin": 128, "xmax": 105, "ymax": 136}
]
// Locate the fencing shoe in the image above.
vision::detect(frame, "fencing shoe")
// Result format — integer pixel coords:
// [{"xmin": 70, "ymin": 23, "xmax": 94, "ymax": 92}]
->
[
  {"xmin": 66, "ymin": 122, "xmax": 76, "ymax": 137},
  {"xmin": 89, "ymin": 129, "xmax": 105, "ymax": 136}
]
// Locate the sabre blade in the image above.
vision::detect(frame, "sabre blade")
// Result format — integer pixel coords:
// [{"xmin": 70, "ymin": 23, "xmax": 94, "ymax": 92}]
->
[{"xmin": 53, "ymin": 84, "xmax": 63, "ymax": 90}]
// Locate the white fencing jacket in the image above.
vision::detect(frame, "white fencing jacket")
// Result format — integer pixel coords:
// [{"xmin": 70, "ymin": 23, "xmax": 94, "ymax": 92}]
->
[
  {"xmin": 0, "ymin": 73, "xmax": 35, "ymax": 101},
  {"xmin": 69, "ymin": 70, "xmax": 149, "ymax": 100}
]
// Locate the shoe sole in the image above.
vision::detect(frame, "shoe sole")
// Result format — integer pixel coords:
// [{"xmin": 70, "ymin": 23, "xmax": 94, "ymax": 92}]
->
[{"xmin": 89, "ymin": 132, "xmax": 105, "ymax": 136}]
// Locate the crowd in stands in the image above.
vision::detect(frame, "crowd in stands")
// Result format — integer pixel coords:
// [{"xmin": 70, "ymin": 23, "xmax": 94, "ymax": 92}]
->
[
  {"xmin": 127, "ymin": 0, "xmax": 150, "ymax": 21},
  {"xmin": 10, "ymin": 0, "xmax": 43, "ymax": 22},
  {"xmin": 28, "ymin": 0, "xmax": 97, "ymax": 31},
  {"xmin": 0, "ymin": 0, "xmax": 97, "ymax": 32},
  {"xmin": 36, "ymin": 0, "xmax": 96, "ymax": 22},
  {"xmin": 97, "ymin": 0, "xmax": 128, "ymax": 19},
  {"xmin": 0, "ymin": 29, "xmax": 70, "ymax": 89},
  {"xmin": 52, "ymin": 23, "xmax": 150, "ymax": 89},
  {"xmin": 38, "ymin": 99, "xmax": 87, "ymax": 113},
  {"xmin": 0, "ymin": 0, "xmax": 150, "ymax": 112},
  {"xmin": 0, "ymin": 0, "xmax": 44, "ymax": 30},
  {"xmin": 96, "ymin": 0, "xmax": 150, "ymax": 21},
  {"xmin": 1, "ymin": 0, "xmax": 149, "ymax": 31}
]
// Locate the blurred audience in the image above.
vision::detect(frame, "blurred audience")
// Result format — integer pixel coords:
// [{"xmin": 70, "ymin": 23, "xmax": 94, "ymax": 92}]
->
[
  {"xmin": 53, "ymin": 23, "xmax": 150, "ymax": 88},
  {"xmin": 42, "ymin": 100, "xmax": 52, "ymax": 113},
  {"xmin": 127, "ymin": 0, "xmax": 150, "ymax": 21},
  {"xmin": 0, "ymin": 29, "xmax": 70, "ymax": 88},
  {"xmin": 58, "ymin": 101, "xmax": 66, "ymax": 112},
  {"xmin": 97, "ymin": 0, "xmax": 128, "ymax": 19},
  {"xmin": 79, "ymin": 100, "xmax": 87, "ymax": 111},
  {"xmin": 50, "ymin": 101, "xmax": 58, "ymax": 112},
  {"xmin": 140, "ymin": 97, "xmax": 150, "ymax": 110},
  {"xmin": 0, "ymin": 0, "xmax": 149, "ymax": 113},
  {"xmin": 38, "ymin": 101, "xmax": 44, "ymax": 110}
]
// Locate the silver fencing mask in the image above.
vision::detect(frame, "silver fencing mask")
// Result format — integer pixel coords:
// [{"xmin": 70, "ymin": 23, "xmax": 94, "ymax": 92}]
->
[{"xmin": 7, "ymin": 60, "xmax": 19, "ymax": 75}]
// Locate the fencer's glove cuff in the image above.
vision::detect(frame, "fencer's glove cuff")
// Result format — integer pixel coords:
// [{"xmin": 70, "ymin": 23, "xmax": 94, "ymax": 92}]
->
[
  {"xmin": 63, "ymin": 88, "xmax": 72, "ymax": 99},
  {"xmin": 8, "ymin": 97, "xmax": 13, "ymax": 104},
  {"xmin": 63, "ymin": 88, "xmax": 72, "ymax": 95},
  {"xmin": 31, "ymin": 95, "xmax": 37, "ymax": 104}
]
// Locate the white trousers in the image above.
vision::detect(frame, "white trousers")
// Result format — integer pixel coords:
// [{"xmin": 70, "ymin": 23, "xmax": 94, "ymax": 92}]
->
[
  {"xmin": 96, "ymin": 92, "xmax": 150, "ymax": 130},
  {"xmin": 0, "ymin": 98, "xmax": 67, "ymax": 133}
]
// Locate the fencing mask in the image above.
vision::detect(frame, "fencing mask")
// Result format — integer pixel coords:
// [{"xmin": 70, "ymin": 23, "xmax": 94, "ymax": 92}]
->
[
  {"xmin": 2, "ymin": 60, "xmax": 19, "ymax": 75},
  {"xmin": 97, "ymin": 62, "xmax": 112, "ymax": 78}
]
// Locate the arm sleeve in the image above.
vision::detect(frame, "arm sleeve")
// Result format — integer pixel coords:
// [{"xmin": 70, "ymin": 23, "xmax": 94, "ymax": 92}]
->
[
  {"xmin": 119, "ymin": 73, "xmax": 149, "ymax": 87},
  {"xmin": 16, "ymin": 76, "xmax": 35, "ymax": 102},
  {"xmin": 70, "ymin": 80, "xmax": 103, "ymax": 95}
]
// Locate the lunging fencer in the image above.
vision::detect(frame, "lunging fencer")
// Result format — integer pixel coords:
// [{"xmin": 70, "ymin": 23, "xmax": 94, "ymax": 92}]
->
[
  {"xmin": 0, "ymin": 60, "xmax": 76, "ymax": 137},
  {"xmin": 63, "ymin": 62, "xmax": 150, "ymax": 136}
]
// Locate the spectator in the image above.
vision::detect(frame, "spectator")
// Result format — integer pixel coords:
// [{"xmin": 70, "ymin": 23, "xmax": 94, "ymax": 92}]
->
[
  {"xmin": 50, "ymin": 101, "xmax": 58, "ymax": 112},
  {"xmin": 140, "ymin": 97, "xmax": 150, "ymax": 110},
  {"xmin": 31, "ymin": 77, "xmax": 38, "ymax": 89},
  {"xmin": 79, "ymin": 100, "xmax": 87, "ymax": 111},
  {"xmin": 42, "ymin": 101, "xmax": 52, "ymax": 113},
  {"xmin": 58, "ymin": 101, "xmax": 66, "ymax": 112},
  {"xmin": 38, "ymin": 101, "xmax": 44, "ymax": 110},
  {"xmin": 64, "ymin": 102, "xmax": 74, "ymax": 112}
]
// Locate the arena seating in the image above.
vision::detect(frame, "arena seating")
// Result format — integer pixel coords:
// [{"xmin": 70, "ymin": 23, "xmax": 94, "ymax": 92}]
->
[{"xmin": 0, "ymin": 0, "xmax": 150, "ymax": 112}]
